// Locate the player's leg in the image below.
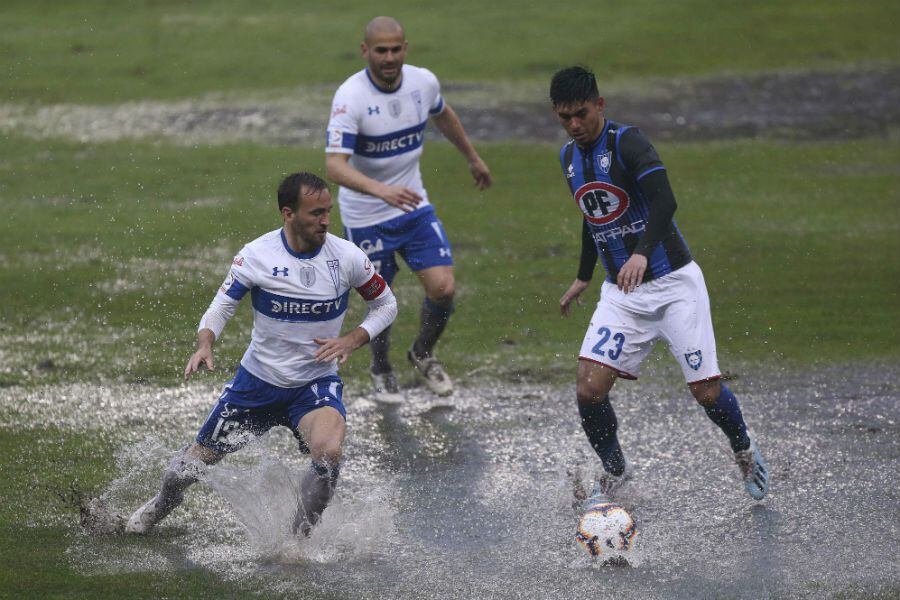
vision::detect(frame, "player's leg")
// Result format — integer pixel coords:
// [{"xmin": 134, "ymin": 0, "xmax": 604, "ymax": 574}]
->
[
  {"xmin": 406, "ymin": 265, "xmax": 455, "ymax": 395},
  {"xmin": 365, "ymin": 254, "xmax": 399, "ymax": 381},
  {"xmin": 287, "ymin": 375, "xmax": 347, "ymax": 535},
  {"xmin": 663, "ymin": 262, "xmax": 769, "ymax": 499},
  {"xmin": 577, "ymin": 289, "xmax": 655, "ymax": 502},
  {"xmin": 293, "ymin": 407, "xmax": 346, "ymax": 535},
  {"xmin": 412, "ymin": 264, "xmax": 455, "ymax": 356},
  {"xmin": 345, "ymin": 222, "xmax": 403, "ymax": 401},
  {"xmin": 689, "ymin": 379, "xmax": 750, "ymax": 452},
  {"xmin": 400, "ymin": 207, "xmax": 455, "ymax": 395},
  {"xmin": 690, "ymin": 378, "xmax": 768, "ymax": 499},
  {"xmin": 127, "ymin": 367, "xmax": 277, "ymax": 533},
  {"xmin": 576, "ymin": 359, "xmax": 626, "ymax": 481},
  {"xmin": 126, "ymin": 443, "xmax": 223, "ymax": 534}
]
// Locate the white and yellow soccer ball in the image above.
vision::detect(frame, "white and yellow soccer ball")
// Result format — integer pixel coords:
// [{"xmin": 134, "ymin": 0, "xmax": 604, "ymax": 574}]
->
[{"xmin": 575, "ymin": 501, "xmax": 636, "ymax": 559}]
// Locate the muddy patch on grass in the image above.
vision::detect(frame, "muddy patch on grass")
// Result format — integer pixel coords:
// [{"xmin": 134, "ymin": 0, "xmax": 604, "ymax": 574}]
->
[
  {"xmin": 1, "ymin": 66, "xmax": 898, "ymax": 146},
  {"xmin": 456, "ymin": 64, "xmax": 900, "ymax": 142}
]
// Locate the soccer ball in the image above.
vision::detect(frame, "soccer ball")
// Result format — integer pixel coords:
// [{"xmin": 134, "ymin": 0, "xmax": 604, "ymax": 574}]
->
[{"xmin": 575, "ymin": 502, "xmax": 636, "ymax": 559}]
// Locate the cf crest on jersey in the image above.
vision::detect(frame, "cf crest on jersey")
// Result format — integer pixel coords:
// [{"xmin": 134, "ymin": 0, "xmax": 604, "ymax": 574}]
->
[
  {"xmin": 597, "ymin": 151, "xmax": 612, "ymax": 175},
  {"xmin": 566, "ymin": 163, "xmax": 575, "ymax": 179},
  {"xmin": 574, "ymin": 181, "xmax": 630, "ymax": 225}
]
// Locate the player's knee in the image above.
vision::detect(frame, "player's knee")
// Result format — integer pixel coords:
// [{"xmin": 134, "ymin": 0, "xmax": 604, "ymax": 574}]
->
[
  {"xmin": 576, "ymin": 380, "xmax": 610, "ymax": 406},
  {"xmin": 186, "ymin": 443, "xmax": 224, "ymax": 466},
  {"xmin": 690, "ymin": 380, "xmax": 721, "ymax": 407},
  {"xmin": 308, "ymin": 439, "xmax": 343, "ymax": 467},
  {"xmin": 427, "ymin": 279, "xmax": 455, "ymax": 305}
]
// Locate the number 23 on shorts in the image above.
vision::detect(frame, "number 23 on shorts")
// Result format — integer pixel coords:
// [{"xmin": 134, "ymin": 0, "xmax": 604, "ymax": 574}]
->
[{"xmin": 591, "ymin": 327, "xmax": 625, "ymax": 360}]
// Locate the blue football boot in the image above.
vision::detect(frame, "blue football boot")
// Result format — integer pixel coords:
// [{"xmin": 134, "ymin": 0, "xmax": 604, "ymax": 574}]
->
[
  {"xmin": 734, "ymin": 440, "xmax": 769, "ymax": 500},
  {"xmin": 583, "ymin": 460, "xmax": 632, "ymax": 510}
]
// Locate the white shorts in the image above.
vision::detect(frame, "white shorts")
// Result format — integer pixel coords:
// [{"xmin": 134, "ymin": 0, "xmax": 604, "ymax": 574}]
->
[{"xmin": 578, "ymin": 261, "xmax": 721, "ymax": 383}]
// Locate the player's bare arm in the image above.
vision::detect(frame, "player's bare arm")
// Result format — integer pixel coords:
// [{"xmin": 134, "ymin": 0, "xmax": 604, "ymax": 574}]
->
[
  {"xmin": 560, "ymin": 279, "xmax": 590, "ymax": 317},
  {"xmin": 184, "ymin": 328, "xmax": 216, "ymax": 381},
  {"xmin": 431, "ymin": 105, "xmax": 492, "ymax": 190},
  {"xmin": 314, "ymin": 327, "xmax": 371, "ymax": 364},
  {"xmin": 325, "ymin": 153, "xmax": 422, "ymax": 211}
]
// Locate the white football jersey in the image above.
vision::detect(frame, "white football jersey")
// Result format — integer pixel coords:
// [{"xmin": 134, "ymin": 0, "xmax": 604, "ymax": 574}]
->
[
  {"xmin": 207, "ymin": 230, "xmax": 388, "ymax": 387},
  {"xmin": 325, "ymin": 64, "xmax": 445, "ymax": 227}
]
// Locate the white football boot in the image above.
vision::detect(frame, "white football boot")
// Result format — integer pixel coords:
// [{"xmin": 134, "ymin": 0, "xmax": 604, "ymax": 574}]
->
[
  {"xmin": 370, "ymin": 369, "xmax": 404, "ymax": 404},
  {"xmin": 125, "ymin": 495, "xmax": 164, "ymax": 534},
  {"xmin": 407, "ymin": 348, "xmax": 453, "ymax": 396}
]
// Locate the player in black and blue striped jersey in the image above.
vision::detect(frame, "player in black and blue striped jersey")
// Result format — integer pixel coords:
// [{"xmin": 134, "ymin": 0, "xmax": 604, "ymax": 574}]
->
[{"xmin": 551, "ymin": 66, "xmax": 769, "ymax": 504}]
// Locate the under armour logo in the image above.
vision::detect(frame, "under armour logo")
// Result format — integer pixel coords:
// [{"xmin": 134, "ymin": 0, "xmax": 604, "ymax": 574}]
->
[
  {"xmin": 439, "ymin": 248, "xmax": 451, "ymax": 257},
  {"xmin": 272, "ymin": 267, "xmax": 289, "ymax": 277},
  {"xmin": 368, "ymin": 106, "xmax": 380, "ymax": 115}
]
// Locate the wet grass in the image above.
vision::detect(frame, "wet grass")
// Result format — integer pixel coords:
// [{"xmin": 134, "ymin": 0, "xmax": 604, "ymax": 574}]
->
[
  {"xmin": 1, "ymin": 134, "xmax": 897, "ymax": 388},
  {"xmin": 2, "ymin": 1, "xmax": 899, "ymax": 104}
]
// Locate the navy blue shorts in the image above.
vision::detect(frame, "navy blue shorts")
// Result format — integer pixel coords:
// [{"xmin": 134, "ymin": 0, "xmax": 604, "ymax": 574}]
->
[
  {"xmin": 344, "ymin": 205, "xmax": 453, "ymax": 285},
  {"xmin": 196, "ymin": 366, "xmax": 345, "ymax": 454}
]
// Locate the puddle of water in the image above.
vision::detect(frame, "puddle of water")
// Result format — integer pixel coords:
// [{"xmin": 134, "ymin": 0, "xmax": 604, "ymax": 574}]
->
[{"xmin": 4, "ymin": 362, "xmax": 898, "ymax": 599}]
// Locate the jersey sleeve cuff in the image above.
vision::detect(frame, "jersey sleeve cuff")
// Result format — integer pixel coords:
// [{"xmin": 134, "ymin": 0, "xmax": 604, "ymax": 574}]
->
[
  {"xmin": 429, "ymin": 97, "xmax": 445, "ymax": 115},
  {"xmin": 636, "ymin": 165, "xmax": 666, "ymax": 180}
]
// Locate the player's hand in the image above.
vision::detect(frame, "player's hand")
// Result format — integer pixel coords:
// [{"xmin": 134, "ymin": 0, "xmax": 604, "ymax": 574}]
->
[
  {"xmin": 617, "ymin": 254, "xmax": 647, "ymax": 294},
  {"xmin": 469, "ymin": 157, "xmax": 492, "ymax": 190},
  {"xmin": 560, "ymin": 279, "xmax": 590, "ymax": 317},
  {"xmin": 184, "ymin": 346, "xmax": 215, "ymax": 382},
  {"xmin": 379, "ymin": 184, "xmax": 422, "ymax": 212},
  {"xmin": 313, "ymin": 334, "xmax": 362, "ymax": 364}
]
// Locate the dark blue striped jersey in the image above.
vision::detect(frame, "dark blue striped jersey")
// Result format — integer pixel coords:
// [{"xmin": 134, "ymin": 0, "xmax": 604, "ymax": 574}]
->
[{"xmin": 559, "ymin": 120, "xmax": 692, "ymax": 283}]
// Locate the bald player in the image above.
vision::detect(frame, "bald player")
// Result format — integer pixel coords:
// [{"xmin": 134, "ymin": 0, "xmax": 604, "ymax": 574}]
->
[{"xmin": 325, "ymin": 16, "xmax": 491, "ymax": 402}]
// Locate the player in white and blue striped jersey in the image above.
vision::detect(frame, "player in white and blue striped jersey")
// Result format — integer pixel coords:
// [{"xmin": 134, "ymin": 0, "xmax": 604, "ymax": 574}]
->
[
  {"xmin": 126, "ymin": 172, "xmax": 397, "ymax": 536},
  {"xmin": 325, "ymin": 16, "xmax": 491, "ymax": 401}
]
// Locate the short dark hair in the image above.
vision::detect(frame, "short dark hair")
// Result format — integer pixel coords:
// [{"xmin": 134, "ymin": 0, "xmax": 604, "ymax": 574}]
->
[
  {"xmin": 550, "ymin": 66, "xmax": 599, "ymax": 106},
  {"xmin": 277, "ymin": 172, "xmax": 328, "ymax": 211}
]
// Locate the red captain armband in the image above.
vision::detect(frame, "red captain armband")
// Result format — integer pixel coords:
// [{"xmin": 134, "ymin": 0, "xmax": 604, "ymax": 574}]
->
[{"xmin": 356, "ymin": 273, "xmax": 387, "ymax": 301}]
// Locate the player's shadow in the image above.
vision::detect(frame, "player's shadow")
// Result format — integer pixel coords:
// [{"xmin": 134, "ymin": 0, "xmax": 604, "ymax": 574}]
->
[
  {"xmin": 371, "ymin": 402, "xmax": 481, "ymax": 472},
  {"xmin": 377, "ymin": 400, "xmax": 511, "ymax": 551}
]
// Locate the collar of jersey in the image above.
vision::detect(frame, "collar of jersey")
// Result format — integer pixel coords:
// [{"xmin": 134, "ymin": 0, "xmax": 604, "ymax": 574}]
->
[
  {"xmin": 281, "ymin": 229, "xmax": 324, "ymax": 260},
  {"xmin": 579, "ymin": 119, "xmax": 610, "ymax": 152},
  {"xmin": 365, "ymin": 68, "xmax": 403, "ymax": 94}
]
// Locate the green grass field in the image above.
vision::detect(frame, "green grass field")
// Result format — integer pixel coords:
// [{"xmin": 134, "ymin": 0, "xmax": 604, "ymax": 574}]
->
[
  {"xmin": 3, "ymin": 0, "xmax": 899, "ymax": 103},
  {"xmin": 1, "ymin": 1, "xmax": 899, "ymax": 597},
  {"xmin": 2, "ymin": 135, "xmax": 897, "ymax": 388}
]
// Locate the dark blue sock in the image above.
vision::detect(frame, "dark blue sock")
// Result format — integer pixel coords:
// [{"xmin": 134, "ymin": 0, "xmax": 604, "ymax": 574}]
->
[
  {"xmin": 578, "ymin": 396, "xmax": 626, "ymax": 476},
  {"xmin": 703, "ymin": 384, "xmax": 751, "ymax": 452},
  {"xmin": 413, "ymin": 298, "xmax": 454, "ymax": 357}
]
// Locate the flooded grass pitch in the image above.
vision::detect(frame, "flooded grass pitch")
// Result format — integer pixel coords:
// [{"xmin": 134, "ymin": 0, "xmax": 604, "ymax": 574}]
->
[{"xmin": 3, "ymin": 362, "xmax": 897, "ymax": 599}]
